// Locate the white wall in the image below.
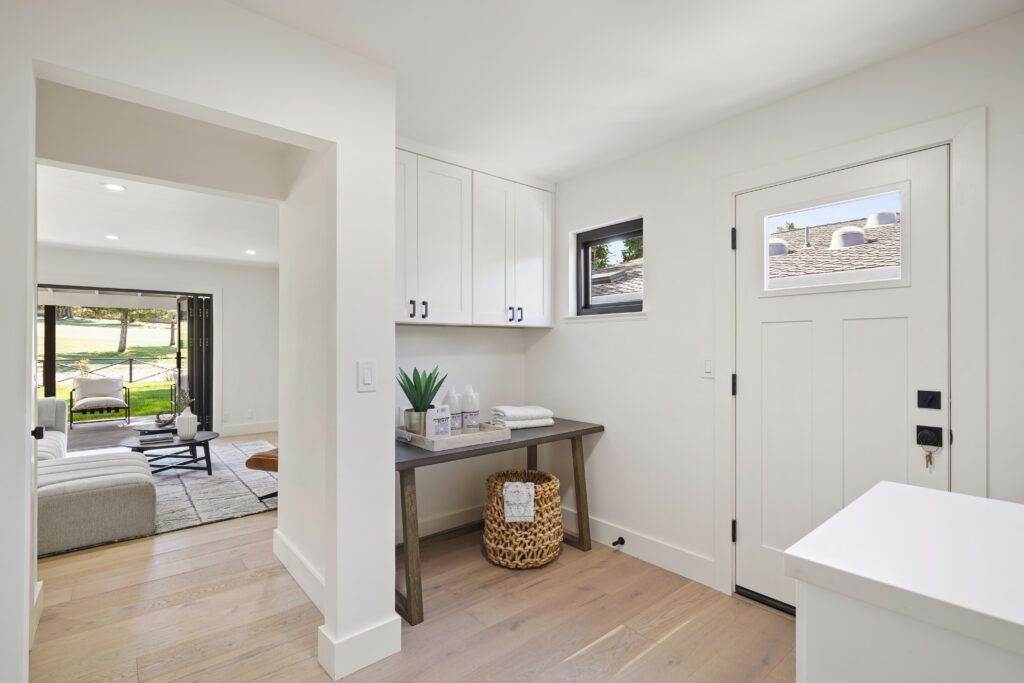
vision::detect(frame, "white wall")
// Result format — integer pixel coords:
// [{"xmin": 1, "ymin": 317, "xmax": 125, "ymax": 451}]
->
[
  {"xmin": 395, "ymin": 326, "xmax": 527, "ymax": 539},
  {"xmin": 36, "ymin": 245, "xmax": 279, "ymax": 436},
  {"xmin": 277, "ymin": 146, "xmax": 329, "ymax": 602},
  {"xmin": 2, "ymin": 1, "xmax": 397, "ymax": 679},
  {"xmin": 527, "ymin": 12, "xmax": 1024, "ymax": 589},
  {"xmin": 36, "ymin": 80, "xmax": 293, "ymax": 201}
]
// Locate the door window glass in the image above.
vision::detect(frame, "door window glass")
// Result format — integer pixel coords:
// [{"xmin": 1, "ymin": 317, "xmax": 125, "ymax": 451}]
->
[{"xmin": 764, "ymin": 190, "xmax": 902, "ymax": 291}]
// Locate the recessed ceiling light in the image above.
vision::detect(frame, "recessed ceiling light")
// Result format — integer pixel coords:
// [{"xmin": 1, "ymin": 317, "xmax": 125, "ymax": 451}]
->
[
  {"xmin": 245, "ymin": 249, "xmax": 256, "ymax": 255},
  {"xmin": 102, "ymin": 182, "xmax": 126, "ymax": 192},
  {"xmin": 105, "ymin": 235, "xmax": 119, "ymax": 240}
]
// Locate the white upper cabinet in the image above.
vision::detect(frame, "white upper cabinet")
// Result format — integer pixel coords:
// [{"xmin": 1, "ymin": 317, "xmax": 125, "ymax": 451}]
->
[
  {"xmin": 397, "ymin": 155, "xmax": 473, "ymax": 324},
  {"xmin": 512, "ymin": 184, "xmax": 552, "ymax": 326},
  {"xmin": 472, "ymin": 172, "xmax": 516, "ymax": 325},
  {"xmin": 396, "ymin": 152, "xmax": 552, "ymax": 327}
]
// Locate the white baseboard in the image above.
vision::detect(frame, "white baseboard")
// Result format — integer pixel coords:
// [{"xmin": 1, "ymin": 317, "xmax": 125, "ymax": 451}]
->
[
  {"xmin": 396, "ymin": 504, "xmax": 483, "ymax": 543},
  {"xmin": 29, "ymin": 581, "xmax": 43, "ymax": 649},
  {"xmin": 273, "ymin": 529, "xmax": 325, "ymax": 613},
  {"xmin": 317, "ymin": 615, "xmax": 401, "ymax": 679},
  {"xmin": 561, "ymin": 507, "xmax": 719, "ymax": 590},
  {"xmin": 217, "ymin": 419, "xmax": 278, "ymax": 437}
]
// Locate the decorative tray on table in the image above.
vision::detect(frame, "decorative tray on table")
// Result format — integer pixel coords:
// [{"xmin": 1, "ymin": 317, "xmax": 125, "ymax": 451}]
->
[{"xmin": 396, "ymin": 422, "xmax": 512, "ymax": 452}]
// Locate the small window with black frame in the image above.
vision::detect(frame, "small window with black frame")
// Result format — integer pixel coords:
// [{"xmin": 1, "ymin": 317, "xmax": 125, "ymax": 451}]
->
[{"xmin": 576, "ymin": 218, "xmax": 643, "ymax": 316}]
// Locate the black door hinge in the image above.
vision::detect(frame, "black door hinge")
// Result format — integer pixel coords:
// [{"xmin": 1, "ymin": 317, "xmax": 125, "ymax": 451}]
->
[
  {"xmin": 730, "ymin": 227, "xmax": 736, "ymax": 250},
  {"xmin": 949, "ymin": 429, "xmax": 953, "ymax": 444},
  {"xmin": 731, "ymin": 519, "xmax": 737, "ymax": 543},
  {"xmin": 731, "ymin": 373, "xmax": 737, "ymax": 396}
]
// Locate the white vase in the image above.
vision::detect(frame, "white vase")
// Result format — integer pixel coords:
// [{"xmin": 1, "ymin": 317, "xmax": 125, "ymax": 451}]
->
[{"xmin": 175, "ymin": 406, "xmax": 198, "ymax": 440}]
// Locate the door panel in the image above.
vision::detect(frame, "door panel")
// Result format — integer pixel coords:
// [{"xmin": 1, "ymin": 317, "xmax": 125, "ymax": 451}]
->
[
  {"xmin": 472, "ymin": 172, "xmax": 515, "ymax": 325},
  {"xmin": 513, "ymin": 185, "xmax": 551, "ymax": 326},
  {"xmin": 736, "ymin": 146, "xmax": 950, "ymax": 606},
  {"xmin": 396, "ymin": 150, "xmax": 418, "ymax": 321},
  {"xmin": 761, "ymin": 321, "xmax": 815, "ymax": 554},
  {"xmin": 842, "ymin": 316, "xmax": 909, "ymax": 504},
  {"xmin": 416, "ymin": 157, "xmax": 472, "ymax": 324}
]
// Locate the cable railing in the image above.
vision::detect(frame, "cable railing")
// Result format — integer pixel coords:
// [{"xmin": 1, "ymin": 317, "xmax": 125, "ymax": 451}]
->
[{"xmin": 37, "ymin": 355, "xmax": 178, "ymax": 386}]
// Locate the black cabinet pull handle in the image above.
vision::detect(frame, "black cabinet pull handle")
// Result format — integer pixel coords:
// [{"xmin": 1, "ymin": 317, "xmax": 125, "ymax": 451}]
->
[
  {"xmin": 517, "ymin": 307, "xmax": 523, "ymax": 322},
  {"xmin": 508, "ymin": 306, "xmax": 515, "ymax": 322},
  {"xmin": 409, "ymin": 299, "xmax": 416, "ymax": 318},
  {"xmin": 421, "ymin": 301, "xmax": 428, "ymax": 319}
]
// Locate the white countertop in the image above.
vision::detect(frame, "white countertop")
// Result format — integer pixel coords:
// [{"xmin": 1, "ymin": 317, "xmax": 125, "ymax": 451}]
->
[{"xmin": 785, "ymin": 481, "xmax": 1024, "ymax": 656}]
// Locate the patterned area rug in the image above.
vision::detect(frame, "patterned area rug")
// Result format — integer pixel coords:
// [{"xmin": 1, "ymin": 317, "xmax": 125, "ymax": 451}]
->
[
  {"xmin": 154, "ymin": 439, "xmax": 278, "ymax": 533},
  {"xmin": 70, "ymin": 439, "xmax": 278, "ymax": 535}
]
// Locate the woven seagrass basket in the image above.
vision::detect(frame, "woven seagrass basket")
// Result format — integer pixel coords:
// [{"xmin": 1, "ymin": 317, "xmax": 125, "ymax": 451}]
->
[{"xmin": 483, "ymin": 469, "xmax": 562, "ymax": 569}]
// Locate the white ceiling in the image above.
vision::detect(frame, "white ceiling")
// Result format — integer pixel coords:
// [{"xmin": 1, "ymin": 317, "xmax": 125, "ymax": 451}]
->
[
  {"xmin": 36, "ymin": 164, "xmax": 279, "ymax": 265},
  {"xmin": 232, "ymin": 0, "xmax": 1024, "ymax": 182}
]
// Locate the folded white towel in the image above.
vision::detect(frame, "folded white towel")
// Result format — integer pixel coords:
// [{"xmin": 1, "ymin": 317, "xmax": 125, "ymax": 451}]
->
[
  {"xmin": 494, "ymin": 417, "xmax": 555, "ymax": 430},
  {"xmin": 491, "ymin": 405, "xmax": 554, "ymax": 422}
]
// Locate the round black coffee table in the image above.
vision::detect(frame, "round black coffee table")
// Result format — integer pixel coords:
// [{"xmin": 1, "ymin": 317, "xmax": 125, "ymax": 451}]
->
[{"xmin": 121, "ymin": 431, "xmax": 219, "ymax": 475}]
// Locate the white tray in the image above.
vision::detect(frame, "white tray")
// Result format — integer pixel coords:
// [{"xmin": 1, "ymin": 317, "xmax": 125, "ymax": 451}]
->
[{"xmin": 396, "ymin": 422, "xmax": 511, "ymax": 452}]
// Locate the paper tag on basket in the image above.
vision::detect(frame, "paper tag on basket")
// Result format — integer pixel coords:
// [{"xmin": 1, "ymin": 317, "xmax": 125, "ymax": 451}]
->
[{"xmin": 503, "ymin": 481, "xmax": 535, "ymax": 522}]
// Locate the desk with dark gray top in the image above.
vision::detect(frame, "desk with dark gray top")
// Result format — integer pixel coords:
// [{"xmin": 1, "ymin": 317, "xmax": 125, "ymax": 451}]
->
[{"xmin": 394, "ymin": 418, "xmax": 604, "ymax": 625}]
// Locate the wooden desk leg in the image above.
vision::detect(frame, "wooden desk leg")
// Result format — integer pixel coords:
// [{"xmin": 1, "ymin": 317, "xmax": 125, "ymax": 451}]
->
[
  {"xmin": 396, "ymin": 468, "xmax": 424, "ymax": 625},
  {"xmin": 570, "ymin": 435, "xmax": 592, "ymax": 551},
  {"xmin": 526, "ymin": 444, "xmax": 538, "ymax": 470}
]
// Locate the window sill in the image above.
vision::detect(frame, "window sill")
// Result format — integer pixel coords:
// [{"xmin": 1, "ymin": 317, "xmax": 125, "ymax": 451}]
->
[{"xmin": 562, "ymin": 310, "xmax": 647, "ymax": 323}]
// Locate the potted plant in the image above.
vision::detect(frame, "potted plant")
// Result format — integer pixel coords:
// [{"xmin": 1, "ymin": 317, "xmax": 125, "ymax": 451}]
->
[{"xmin": 397, "ymin": 366, "xmax": 446, "ymax": 436}]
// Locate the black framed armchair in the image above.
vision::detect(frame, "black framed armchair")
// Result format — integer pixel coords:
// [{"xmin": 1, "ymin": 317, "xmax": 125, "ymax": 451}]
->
[{"xmin": 69, "ymin": 377, "xmax": 131, "ymax": 429}]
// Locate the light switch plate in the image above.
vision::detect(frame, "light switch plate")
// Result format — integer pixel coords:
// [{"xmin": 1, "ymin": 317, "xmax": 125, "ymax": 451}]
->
[
  {"xmin": 357, "ymin": 360, "xmax": 377, "ymax": 393},
  {"xmin": 702, "ymin": 357, "xmax": 714, "ymax": 379}
]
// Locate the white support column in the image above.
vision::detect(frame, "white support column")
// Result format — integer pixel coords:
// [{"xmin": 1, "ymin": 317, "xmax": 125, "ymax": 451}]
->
[{"xmin": 317, "ymin": 139, "xmax": 401, "ymax": 678}]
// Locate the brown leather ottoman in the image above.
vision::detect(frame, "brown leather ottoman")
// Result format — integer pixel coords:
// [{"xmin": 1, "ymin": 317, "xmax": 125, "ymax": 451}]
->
[{"xmin": 245, "ymin": 448, "xmax": 278, "ymax": 500}]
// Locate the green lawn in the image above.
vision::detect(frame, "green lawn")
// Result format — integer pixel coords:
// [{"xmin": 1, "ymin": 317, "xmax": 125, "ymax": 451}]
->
[
  {"xmin": 38, "ymin": 317, "xmax": 176, "ymax": 359},
  {"xmin": 40, "ymin": 381, "xmax": 175, "ymax": 422}
]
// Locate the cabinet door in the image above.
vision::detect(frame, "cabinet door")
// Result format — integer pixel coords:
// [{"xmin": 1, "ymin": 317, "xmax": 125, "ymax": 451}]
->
[
  {"xmin": 513, "ymin": 185, "xmax": 552, "ymax": 326},
  {"xmin": 416, "ymin": 157, "xmax": 473, "ymax": 324},
  {"xmin": 395, "ymin": 150, "xmax": 418, "ymax": 321},
  {"xmin": 472, "ymin": 172, "xmax": 515, "ymax": 325}
]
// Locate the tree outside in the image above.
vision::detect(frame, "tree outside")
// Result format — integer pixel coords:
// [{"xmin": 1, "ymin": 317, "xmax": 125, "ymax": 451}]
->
[
  {"xmin": 590, "ymin": 243, "xmax": 611, "ymax": 269},
  {"xmin": 621, "ymin": 236, "xmax": 643, "ymax": 262}
]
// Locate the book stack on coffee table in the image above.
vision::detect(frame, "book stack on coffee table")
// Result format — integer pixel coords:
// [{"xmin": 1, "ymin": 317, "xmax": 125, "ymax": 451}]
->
[{"xmin": 138, "ymin": 433, "xmax": 175, "ymax": 445}]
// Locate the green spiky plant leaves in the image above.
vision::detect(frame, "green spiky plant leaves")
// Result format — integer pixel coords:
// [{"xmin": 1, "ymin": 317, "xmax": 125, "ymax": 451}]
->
[{"xmin": 396, "ymin": 366, "xmax": 447, "ymax": 413}]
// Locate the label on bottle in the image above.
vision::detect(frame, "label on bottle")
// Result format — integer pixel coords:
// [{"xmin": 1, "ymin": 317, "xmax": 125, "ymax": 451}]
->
[
  {"xmin": 451, "ymin": 412, "xmax": 463, "ymax": 431},
  {"xmin": 463, "ymin": 410, "xmax": 480, "ymax": 429}
]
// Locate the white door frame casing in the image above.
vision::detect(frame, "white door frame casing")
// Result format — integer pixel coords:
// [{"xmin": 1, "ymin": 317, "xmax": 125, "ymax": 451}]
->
[{"xmin": 711, "ymin": 108, "xmax": 987, "ymax": 595}]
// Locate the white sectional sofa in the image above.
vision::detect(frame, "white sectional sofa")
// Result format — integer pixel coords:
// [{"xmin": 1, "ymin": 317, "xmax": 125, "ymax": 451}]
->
[
  {"xmin": 35, "ymin": 397, "xmax": 157, "ymax": 555},
  {"xmin": 36, "ymin": 396, "xmax": 68, "ymax": 462}
]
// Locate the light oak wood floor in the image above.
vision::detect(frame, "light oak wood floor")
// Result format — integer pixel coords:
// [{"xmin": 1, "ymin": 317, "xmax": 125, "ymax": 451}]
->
[{"xmin": 33, "ymin": 433, "xmax": 795, "ymax": 681}]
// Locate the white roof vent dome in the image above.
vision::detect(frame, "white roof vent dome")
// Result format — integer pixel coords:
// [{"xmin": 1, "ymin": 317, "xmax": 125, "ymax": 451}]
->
[
  {"xmin": 829, "ymin": 226, "xmax": 866, "ymax": 250},
  {"xmin": 865, "ymin": 211, "xmax": 897, "ymax": 228},
  {"xmin": 768, "ymin": 237, "xmax": 789, "ymax": 256}
]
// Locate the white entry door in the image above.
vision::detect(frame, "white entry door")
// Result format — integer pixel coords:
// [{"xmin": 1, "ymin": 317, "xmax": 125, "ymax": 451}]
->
[{"xmin": 735, "ymin": 146, "xmax": 950, "ymax": 607}]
